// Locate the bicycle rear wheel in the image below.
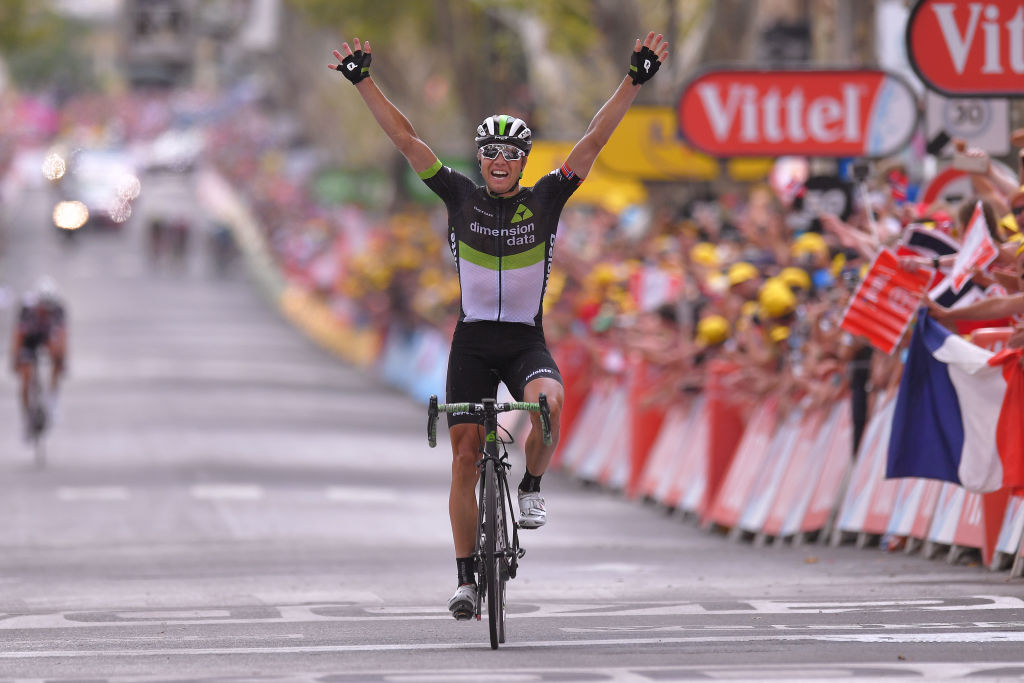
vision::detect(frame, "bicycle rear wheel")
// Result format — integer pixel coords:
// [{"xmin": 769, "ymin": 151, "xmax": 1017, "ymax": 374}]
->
[{"xmin": 484, "ymin": 457, "xmax": 507, "ymax": 649}]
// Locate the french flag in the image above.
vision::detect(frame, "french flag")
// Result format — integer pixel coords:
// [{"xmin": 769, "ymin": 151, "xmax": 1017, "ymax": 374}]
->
[{"xmin": 887, "ymin": 310, "xmax": 1023, "ymax": 493}]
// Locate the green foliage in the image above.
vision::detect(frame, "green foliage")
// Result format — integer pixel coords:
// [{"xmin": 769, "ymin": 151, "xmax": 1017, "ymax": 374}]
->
[{"xmin": 0, "ymin": 2, "xmax": 94, "ymax": 90}]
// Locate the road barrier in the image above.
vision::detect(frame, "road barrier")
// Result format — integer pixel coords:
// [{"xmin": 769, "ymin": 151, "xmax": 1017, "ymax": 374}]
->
[{"xmin": 557, "ymin": 350, "xmax": 1024, "ymax": 578}]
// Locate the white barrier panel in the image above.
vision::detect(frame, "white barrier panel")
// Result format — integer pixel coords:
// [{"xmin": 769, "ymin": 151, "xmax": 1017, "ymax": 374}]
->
[
  {"xmin": 780, "ymin": 401, "xmax": 846, "ymax": 538},
  {"xmin": 795, "ymin": 400, "xmax": 853, "ymax": 538},
  {"xmin": 886, "ymin": 479, "xmax": 932, "ymax": 538},
  {"xmin": 559, "ymin": 381, "xmax": 616, "ymax": 474},
  {"xmin": 663, "ymin": 398, "xmax": 710, "ymax": 514},
  {"xmin": 834, "ymin": 397, "xmax": 896, "ymax": 537},
  {"xmin": 736, "ymin": 408, "xmax": 805, "ymax": 535},
  {"xmin": 762, "ymin": 407, "xmax": 829, "ymax": 538},
  {"xmin": 705, "ymin": 400, "xmax": 778, "ymax": 529},
  {"xmin": 995, "ymin": 496, "xmax": 1024, "ymax": 560},
  {"xmin": 927, "ymin": 483, "xmax": 966, "ymax": 548},
  {"xmin": 575, "ymin": 386, "xmax": 629, "ymax": 487},
  {"xmin": 638, "ymin": 401, "xmax": 695, "ymax": 503}
]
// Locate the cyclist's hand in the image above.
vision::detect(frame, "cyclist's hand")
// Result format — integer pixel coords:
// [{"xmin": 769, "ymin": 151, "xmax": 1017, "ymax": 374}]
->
[
  {"xmin": 629, "ymin": 31, "xmax": 669, "ymax": 85},
  {"xmin": 331, "ymin": 37, "xmax": 372, "ymax": 85}
]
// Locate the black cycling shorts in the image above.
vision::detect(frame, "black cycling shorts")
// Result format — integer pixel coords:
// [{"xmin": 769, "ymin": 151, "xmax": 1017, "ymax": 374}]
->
[{"xmin": 446, "ymin": 320, "xmax": 562, "ymax": 427}]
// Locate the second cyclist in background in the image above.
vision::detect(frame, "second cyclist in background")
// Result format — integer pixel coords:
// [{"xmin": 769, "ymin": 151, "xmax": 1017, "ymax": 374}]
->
[{"xmin": 10, "ymin": 277, "xmax": 67, "ymax": 438}]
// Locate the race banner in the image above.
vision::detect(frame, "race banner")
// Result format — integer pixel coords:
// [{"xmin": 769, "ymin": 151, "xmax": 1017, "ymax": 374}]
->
[
  {"xmin": 840, "ymin": 249, "xmax": 935, "ymax": 354},
  {"xmin": 950, "ymin": 201, "xmax": 999, "ymax": 293}
]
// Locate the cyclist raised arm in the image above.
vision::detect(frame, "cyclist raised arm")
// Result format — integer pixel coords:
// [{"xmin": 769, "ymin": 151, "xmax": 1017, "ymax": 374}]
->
[
  {"xmin": 331, "ymin": 31, "xmax": 668, "ymax": 621},
  {"xmin": 565, "ymin": 31, "xmax": 669, "ymax": 179},
  {"xmin": 329, "ymin": 38, "xmax": 438, "ymax": 175}
]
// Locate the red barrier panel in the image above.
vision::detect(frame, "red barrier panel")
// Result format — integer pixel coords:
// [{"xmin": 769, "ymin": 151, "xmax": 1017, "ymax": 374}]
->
[
  {"xmin": 761, "ymin": 406, "xmax": 828, "ymax": 538},
  {"xmin": 551, "ymin": 337, "xmax": 592, "ymax": 465},
  {"xmin": 705, "ymin": 398, "xmax": 779, "ymax": 529},
  {"xmin": 798, "ymin": 399, "xmax": 854, "ymax": 535},
  {"xmin": 576, "ymin": 385, "xmax": 630, "ymax": 489},
  {"xmin": 700, "ymin": 361, "xmax": 745, "ymax": 523},
  {"xmin": 627, "ymin": 354, "xmax": 668, "ymax": 498}
]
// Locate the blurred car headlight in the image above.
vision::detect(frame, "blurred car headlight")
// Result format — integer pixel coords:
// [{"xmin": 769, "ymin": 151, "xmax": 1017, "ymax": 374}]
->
[
  {"xmin": 53, "ymin": 201, "xmax": 89, "ymax": 230},
  {"xmin": 42, "ymin": 152, "xmax": 66, "ymax": 181}
]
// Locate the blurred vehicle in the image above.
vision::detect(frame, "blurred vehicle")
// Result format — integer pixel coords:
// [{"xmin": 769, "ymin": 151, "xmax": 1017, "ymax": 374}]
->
[{"xmin": 56, "ymin": 148, "xmax": 141, "ymax": 230}]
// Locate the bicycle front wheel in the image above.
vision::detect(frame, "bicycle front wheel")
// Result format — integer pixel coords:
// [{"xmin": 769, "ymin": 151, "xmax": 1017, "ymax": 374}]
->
[{"xmin": 484, "ymin": 457, "xmax": 507, "ymax": 649}]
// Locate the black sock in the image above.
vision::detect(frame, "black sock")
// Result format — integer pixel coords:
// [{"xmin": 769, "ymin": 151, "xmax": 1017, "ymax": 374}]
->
[
  {"xmin": 456, "ymin": 556, "xmax": 475, "ymax": 587},
  {"xmin": 519, "ymin": 468, "xmax": 542, "ymax": 493}
]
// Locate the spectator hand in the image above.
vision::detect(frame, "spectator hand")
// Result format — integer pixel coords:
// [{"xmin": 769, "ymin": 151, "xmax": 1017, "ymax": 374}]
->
[
  {"xmin": 629, "ymin": 32, "xmax": 668, "ymax": 85},
  {"xmin": 331, "ymin": 38, "xmax": 372, "ymax": 84}
]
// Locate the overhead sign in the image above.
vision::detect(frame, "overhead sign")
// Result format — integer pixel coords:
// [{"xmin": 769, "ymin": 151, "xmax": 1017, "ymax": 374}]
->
[
  {"xmin": 677, "ymin": 69, "xmax": 919, "ymax": 158},
  {"xmin": 840, "ymin": 249, "xmax": 935, "ymax": 354},
  {"xmin": 907, "ymin": 0, "xmax": 1024, "ymax": 96}
]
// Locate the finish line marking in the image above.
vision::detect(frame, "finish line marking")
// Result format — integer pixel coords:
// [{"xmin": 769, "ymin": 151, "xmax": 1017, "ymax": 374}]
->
[{"xmin": 2, "ymin": 631, "xmax": 1024, "ymax": 659}]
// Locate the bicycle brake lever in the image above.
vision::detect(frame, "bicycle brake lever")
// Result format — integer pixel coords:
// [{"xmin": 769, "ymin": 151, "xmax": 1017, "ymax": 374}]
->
[
  {"xmin": 538, "ymin": 393, "xmax": 552, "ymax": 446},
  {"xmin": 428, "ymin": 395, "xmax": 439, "ymax": 448}
]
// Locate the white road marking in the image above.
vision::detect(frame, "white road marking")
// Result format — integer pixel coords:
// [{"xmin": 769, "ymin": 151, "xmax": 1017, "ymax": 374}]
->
[
  {"xmin": 190, "ymin": 484, "xmax": 263, "ymax": 501},
  {"xmin": 326, "ymin": 486, "xmax": 399, "ymax": 503},
  {"xmin": 0, "ymin": 596, "xmax": 1020, "ymax": 630},
  {"xmin": 56, "ymin": 487, "xmax": 130, "ymax": 502},
  {"xmin": 1, "ymin": 631, "xmax": 1024, "ymax": 658}
]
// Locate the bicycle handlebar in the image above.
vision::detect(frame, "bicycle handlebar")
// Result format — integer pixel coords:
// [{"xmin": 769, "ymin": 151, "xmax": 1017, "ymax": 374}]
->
[{"xmin": 428, "ymin": 394, "xmax": 552, "ymax": 448}]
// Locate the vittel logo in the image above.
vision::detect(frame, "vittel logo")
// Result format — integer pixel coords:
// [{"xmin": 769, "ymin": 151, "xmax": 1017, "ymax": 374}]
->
[
  {"xmin": 907, "ymin": 0, "xmax": 1024, "ymax": 95},
  {"xmin": 931, "ymin": 2, "xmax": 1024, "ymax": 73},
  {"xmin": 677, "ymin": 69, "xmax": 918, "ymax": 157},
  {"xmin": 696, "ymin": 83, "xmax": 865, "ymax": 144}
]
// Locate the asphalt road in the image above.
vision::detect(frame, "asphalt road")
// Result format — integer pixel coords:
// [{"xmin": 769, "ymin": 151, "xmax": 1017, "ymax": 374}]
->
[{"xmin": 0, "ymin": 166, "xmax": 1022, "ymax": 682}]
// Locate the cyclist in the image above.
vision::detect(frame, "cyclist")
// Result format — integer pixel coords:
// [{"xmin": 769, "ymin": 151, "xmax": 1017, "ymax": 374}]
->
[
  {"xmin": 10, "ymin": 277, "xmax": 67, "ymax": 437},
  {"xmin": 331, "ymin": 31, "xmax": 669, "ymax": 619}
]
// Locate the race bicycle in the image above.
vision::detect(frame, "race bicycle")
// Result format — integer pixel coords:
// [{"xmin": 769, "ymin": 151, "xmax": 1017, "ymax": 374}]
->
[
  {"xmin": 24, "ymin": 354, "xmax": 50, "ymax": 468},
  {"xmin": 428, "ymin": 394, "xmax": 552, "ymax": 650}
]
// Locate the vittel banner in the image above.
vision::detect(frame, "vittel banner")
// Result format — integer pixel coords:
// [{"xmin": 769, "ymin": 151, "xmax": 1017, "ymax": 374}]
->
[
  {"xmin": 907, "ymin": 0, "xmax": 1024, "ymax": 96},
  {"xmin": 676, "ymin": 69, "xmax": 919, "ymax": 158}
]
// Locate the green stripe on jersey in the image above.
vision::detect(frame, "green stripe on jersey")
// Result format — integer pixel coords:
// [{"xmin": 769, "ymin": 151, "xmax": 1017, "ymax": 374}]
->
[
  {"xmin": 418, "ymin": 159, "xmax": 443, "ymax": 179},
  {"xmin": 458, "ymin": 241, "xmax": 544, "ymax": 271},
  {"xmin": 459, "ymin": 242, "xmax": 498, "ymax": 270},
  {"xmin": 502, "ymin": 242, "xmax": 544, "ymax": 269}
]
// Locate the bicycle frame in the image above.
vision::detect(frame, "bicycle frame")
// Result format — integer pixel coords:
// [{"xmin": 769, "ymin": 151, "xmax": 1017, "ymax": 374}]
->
[{"xmin": 428, "ymin": 394, "xmax": 551, "ymax": 649}]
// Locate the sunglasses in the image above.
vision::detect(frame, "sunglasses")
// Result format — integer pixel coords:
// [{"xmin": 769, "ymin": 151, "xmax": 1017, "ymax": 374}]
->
[{"xmin": 479, "ymin": 144, "xmax": 526, "ymax": 161}]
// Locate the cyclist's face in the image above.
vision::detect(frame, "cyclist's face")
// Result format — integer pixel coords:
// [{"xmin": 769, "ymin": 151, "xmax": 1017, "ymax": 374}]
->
[{"xmin": 479, "ymin": 146, "xmax": 525, "ymax": 196}]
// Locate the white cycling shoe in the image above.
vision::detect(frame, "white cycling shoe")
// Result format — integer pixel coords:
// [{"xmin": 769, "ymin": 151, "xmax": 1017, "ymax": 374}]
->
[
  {"xmin": 518, "ymin": 490, "xmax": 547, "ymax": 529},
  {"xmin": 447, "ymin": 583, "xmax": 476, "ymax": 621}
]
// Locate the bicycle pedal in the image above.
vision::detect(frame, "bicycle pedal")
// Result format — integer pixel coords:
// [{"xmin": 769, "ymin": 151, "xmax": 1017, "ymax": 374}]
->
[{"xmin": 452, "ymin": 609, "xmax": 473, "ymax": 622}]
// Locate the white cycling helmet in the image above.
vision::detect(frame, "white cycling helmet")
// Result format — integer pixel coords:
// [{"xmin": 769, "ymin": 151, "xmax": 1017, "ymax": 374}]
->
[
  {"xmin": 34, "ymin": 276, "xmax": 60, "ymax": 303},
  {"xmin": 475, "ymin": 114, "xmax": 532, "ymax": 153}
]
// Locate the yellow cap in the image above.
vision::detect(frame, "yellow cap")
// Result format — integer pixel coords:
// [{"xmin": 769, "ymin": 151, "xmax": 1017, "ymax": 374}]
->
[
  {"xmin": 588, "ymin": 263, "xmax": 619, "ymax": 287},
  {"xmin": 768, "ymin": 325, "xmax": 791, "ymax": 343},
  {"xmin": 696, "ymin": 315, "xmax": 731, "ymax": 347},
  {"xmin": 791, "ymin": 232, "xmax": 828, "ymax": 258},
  {"xmin": 690, "ymin": 242, "xmax": 719, "ymax": 267},
  {"xmin": 727, "ymin": 261, "xmax": 759, "ymax": 286},
  {"xmin": 779, "ymin": 266, "xmax": 811, "ymax": 291},
  {"xmin": 758, "ymin": 278, "xmax": 797, "ymax": 318}
]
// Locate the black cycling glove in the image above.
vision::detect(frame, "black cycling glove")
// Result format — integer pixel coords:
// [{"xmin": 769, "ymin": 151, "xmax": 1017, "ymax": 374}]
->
[
  {"xmin": 629, "ymin": 45, "xmax": 661, "ymax": 85},
  {"xmin": 335, "ymin": 49, "xmax": 371, "ymax": 84}
]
